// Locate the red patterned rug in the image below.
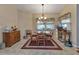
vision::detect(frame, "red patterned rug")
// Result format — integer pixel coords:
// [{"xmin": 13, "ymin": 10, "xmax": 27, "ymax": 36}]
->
[{"xmin": 21, "ymin": 39, "xmax": 63, "ymax": 50}]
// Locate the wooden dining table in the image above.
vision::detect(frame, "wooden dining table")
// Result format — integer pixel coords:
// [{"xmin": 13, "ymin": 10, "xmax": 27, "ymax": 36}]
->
[{"xmin": 31, "ymin": 33, "xmax": 52, "ymax": 46}]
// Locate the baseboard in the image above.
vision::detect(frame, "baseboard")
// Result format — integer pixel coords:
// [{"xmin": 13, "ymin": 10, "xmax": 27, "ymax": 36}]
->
[
  {"xmin": 77, "ymin": 46, "xmax": 79, "ymax": 48},
  {"xmin": 72, "ymin": 44, "xmax": 79, "ymax": 53},
  {"xmin": 0, "ymin": 42, "xmax": 5, "ymax": 49},
  {"xmin": 72, "ymin": 43, "xmax": 79, "ymax": 48},
  {"xmin": 72, "ymin": 43, "xmax": 77, "ymax": 48}
]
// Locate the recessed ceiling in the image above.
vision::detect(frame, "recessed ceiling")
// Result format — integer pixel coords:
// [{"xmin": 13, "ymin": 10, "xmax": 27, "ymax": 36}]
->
[{"xmin": 16, "ymin": 4, "xmax": 65, "ymax": 14}]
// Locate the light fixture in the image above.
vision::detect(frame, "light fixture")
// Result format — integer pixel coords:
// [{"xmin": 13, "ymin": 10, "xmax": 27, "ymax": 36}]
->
[{"xmin": 38, "ymin": 4, "xmax": 47, "ymax": 20}]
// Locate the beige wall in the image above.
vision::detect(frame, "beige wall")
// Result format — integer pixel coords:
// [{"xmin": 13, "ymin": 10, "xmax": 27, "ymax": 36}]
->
[
  {"xmin": 32, "ymin": 13, "xmax": 59, "ymax": 18},
  {"xmin": 59, "ymin": 4, "xmax": 77, "ymax": 47},
  {"xmin": 17, "ymin": 10, "xmax": 33, "ymax": 39},
  {"xmin": 0, "ymin": 5, "xmax": 18, "ymax": 43}
]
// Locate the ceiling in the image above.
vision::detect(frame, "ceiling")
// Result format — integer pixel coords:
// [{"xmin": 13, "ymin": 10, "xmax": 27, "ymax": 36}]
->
[{"xmin": 16, "ymin": 4, "xmax": 65, "ymax": 14}]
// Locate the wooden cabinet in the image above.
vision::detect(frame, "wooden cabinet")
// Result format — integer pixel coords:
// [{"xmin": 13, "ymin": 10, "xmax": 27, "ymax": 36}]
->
[{"xmin": 3, "ymin": 31, "xmax": 20, "ymax": 47}]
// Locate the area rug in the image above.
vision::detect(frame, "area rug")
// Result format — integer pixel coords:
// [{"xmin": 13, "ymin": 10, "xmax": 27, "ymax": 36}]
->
[{"xmin": 21, "ymin": 39, "xmax": 63, "ymax": 50}]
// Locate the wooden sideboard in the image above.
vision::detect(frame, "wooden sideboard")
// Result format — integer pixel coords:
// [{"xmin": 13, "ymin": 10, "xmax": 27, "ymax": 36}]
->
[{"xmin": 3, "ymin": 31, "xmax": 20, "ymax": 47}]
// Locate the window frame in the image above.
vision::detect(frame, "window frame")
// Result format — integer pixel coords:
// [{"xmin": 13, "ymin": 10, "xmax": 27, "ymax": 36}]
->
[{"xmin": 36, "ymin": 19, "xmax": 55, "ymax": 32}]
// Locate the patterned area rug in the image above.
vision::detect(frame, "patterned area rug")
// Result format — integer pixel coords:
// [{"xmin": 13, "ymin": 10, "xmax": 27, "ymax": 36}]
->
[{"xmin": 21, "ymin": 39, "xmax": 63, "ymax": 50}]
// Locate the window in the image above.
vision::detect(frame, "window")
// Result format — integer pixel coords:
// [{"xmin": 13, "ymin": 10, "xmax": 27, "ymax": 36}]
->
[
  {"xmin": 46, "ymin": 21, "xmax": 55, "ymax": 30},
  {"xmin": 37, "ymin": 24, "xmax": 45, "ymax": 31},
  {"xmin": 37, "ymin": 20, "xmax": 45, "ymax": 31},
  {"xmin": 36, "ymin": 20, "xmax": 55, "ymax": 32},
  {"xmin": 59, "ymin": 12, "xmax": 71, "ymax": 31},
  {"xmin": 61, "ymin": 18, "xmax": 71, "ymax": 30}
]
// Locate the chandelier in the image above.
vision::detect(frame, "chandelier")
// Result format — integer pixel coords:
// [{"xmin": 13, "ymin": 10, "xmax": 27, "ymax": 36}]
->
[{"xmin": 38, "ymin": 4, "xmax": 47, "ymax": 20}]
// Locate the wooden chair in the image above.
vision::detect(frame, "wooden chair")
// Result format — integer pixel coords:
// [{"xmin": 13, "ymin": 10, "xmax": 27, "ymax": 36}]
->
[
  {"xmin": 45, "ymin": 34, "xmax": 52, "ymax": 40},
  {"xmin": 25, "ymin": 30, "xmax": 32, "ymax": 39},
  {"xmin": 30, "ymin": 32, "xmax": 38, "ymax": 45},
  {"xmin": 37, "ymin": 33, "xmax": 46, "ymax": 46}
]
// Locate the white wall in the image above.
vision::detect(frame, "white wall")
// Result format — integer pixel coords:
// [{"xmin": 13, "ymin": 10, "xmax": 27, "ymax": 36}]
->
[
  {"xmin": 59, "ymin": 4, "xmax": 77, "ymax": 47},
  {"xmin": 0, "ymin": 5, "xmax": 18, "ymax": 43},
  {"xmin": 17, "ymin": 10, "xmax": 33, "ymax": 39}
]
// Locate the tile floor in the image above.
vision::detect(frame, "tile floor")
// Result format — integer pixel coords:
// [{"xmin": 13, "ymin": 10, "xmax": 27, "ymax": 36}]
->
[{"xmin": 0, "ymin": 39, "xmax": 79, "ymax": 55}]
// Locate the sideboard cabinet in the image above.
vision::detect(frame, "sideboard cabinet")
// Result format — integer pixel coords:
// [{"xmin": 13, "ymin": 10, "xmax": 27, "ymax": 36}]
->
[{"xmin": 3, "ymin": 31, "xmax": 20, "ymax": 47}]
